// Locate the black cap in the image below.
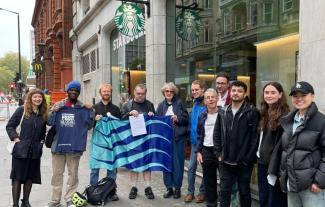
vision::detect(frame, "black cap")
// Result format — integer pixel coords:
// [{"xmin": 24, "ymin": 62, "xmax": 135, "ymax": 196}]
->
[{"xmin": 289, "ymin": 81, "xmax": 314, "ymax": 96}]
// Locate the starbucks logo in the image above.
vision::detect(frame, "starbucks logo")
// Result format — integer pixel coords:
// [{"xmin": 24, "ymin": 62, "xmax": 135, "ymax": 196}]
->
[
  {"xmin": 176, "ymin": 10, "xmax": 202, "ymax": 40},
  {"xmin": 115, "ymin": 3, "xmax": 145, "ymax": 37}
]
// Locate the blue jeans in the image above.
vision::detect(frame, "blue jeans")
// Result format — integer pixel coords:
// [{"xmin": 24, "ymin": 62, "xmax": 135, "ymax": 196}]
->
[
  {"xmin": 258, "ymin": 164, "xmax": 287, "ymax": 207},
  {"xmin": 90, "ymin": 168, "xmax": 117, "ymax": 186},
  {"xmin": 288, "ymin": 189, "xmax": 325, "ymax": 207},
  {"xmin": 187, "ymin": 144, "xmax": 205, "ymax": 195},
  {"xmin": 163, "ymin": 137, "xmax": 186, "ymax": 188}
]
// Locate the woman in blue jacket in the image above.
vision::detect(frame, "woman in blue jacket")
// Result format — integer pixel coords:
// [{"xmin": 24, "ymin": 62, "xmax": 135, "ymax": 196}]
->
[
  {"xmin": 6, "ymin": 89, "xmax": 48, "ymax": 207},
  {"xmin": 156, "ymin": 82, "xmax": 189, "ymax": 199}
]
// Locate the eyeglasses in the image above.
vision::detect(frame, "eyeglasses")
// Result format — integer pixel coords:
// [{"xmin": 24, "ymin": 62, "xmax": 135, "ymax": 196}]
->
[
  {"xmin": 165, "ymin": 90, "xmax": 174, "ymax": 93},
  {"xmin": 216, "ymin": 82, "xmax": 227, "ymax": 85}
]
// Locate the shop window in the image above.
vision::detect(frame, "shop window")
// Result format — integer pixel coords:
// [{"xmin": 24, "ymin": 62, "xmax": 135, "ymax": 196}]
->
[
  {"xmin": 283, "ymin": 0, "xmax": 293, "ymax": 11},
  {"xmin": 90, "ymin": 50, "xmax": 96, "ymax": 72},
  {"xmin": 223, "ymin": 11, "xmax": 231, "ymax": 34},
  {"xmin": 82, "ymin": 54, "xmax": 90, "ymax": 74},
  {"xmin": 250, "ymin": 4, "xmax": 257, "ymax": 27},
  {"xmin": 263, "ymin": 3, "xmax": 273, "ymax": 24}
]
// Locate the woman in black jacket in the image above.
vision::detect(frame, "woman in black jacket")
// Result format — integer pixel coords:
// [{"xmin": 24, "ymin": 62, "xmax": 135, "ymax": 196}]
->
[
  {"xmin": 156, "ymin": 82, "xmax": 188, "ymax": 199},
  {"xmin": 279, "ymin": 81, "xmax": 325, "ymax": 207},
  {"xmin": 6, "ymin": 89, "xmax": 48, "ymax": 207},
  {"xmin": 257, "ymin": 82, "xmax": 289, "ymax": 207}
]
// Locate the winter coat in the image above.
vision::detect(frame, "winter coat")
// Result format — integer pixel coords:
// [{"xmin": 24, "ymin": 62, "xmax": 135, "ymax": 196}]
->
[
  {"xmin": 279, "ymin": 102, "xmax": 325, "ymax": 192},
  {"xmin": 214, "ymin": 102, "xmax": 259, "ymax": 164},
  {"xmin": 6, "ymin": 106, "xmax": 46, "ymax": 159},
  {"xmin": 156, "ymin": 97, "xmax": 189, "ymax": 140}
]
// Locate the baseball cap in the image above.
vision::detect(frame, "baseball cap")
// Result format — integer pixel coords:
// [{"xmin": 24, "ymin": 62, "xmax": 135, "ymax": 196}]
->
[{"xmin": 289, "ymin": 81, "xmax": 314, "ymax": 96}]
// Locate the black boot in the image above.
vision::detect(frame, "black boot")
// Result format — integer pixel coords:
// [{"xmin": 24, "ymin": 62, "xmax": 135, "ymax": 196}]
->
[
  {"xmin": 163, "ymin": 188, "xmax": 174, "ymax": 198},
  {"xmin": 20, "ymin": 199, "xmax": 31, "ymax": 207},
  {"xmin": 173, "ymin": 188, "xmax": 181, "ymax": 199}
]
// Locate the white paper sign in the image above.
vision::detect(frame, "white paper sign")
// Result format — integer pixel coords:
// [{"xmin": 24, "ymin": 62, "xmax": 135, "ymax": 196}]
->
[{"xmin": 129, "ymin": 114, "xmax": 147, "ymax": 137}]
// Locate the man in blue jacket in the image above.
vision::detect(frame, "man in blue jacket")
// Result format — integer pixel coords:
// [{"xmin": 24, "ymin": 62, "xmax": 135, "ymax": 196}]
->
[
  {"xmin": 184, "ymin": 80, "xmax": 206, "ymax": 203},
  {"xmin": 46, "ymin": 80, "xmax": 93, "ymax": 207}
]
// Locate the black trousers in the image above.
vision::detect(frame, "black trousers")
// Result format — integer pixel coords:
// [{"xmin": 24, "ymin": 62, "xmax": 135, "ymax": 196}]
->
[
  {"xmin": 202, "ymin": 147, "xmax": 218, "ymax": 207},
  {"xmin": 219, "ymin": 162, "xmax": 254, "ymax": 207}
]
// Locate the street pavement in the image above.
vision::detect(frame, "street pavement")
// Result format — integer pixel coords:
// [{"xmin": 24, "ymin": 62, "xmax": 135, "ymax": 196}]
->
[{"xmin": 0, "ymin": 115, "xmax": 206, "ymax": 207}]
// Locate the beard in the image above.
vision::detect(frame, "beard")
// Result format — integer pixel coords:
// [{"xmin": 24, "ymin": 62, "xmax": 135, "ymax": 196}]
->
[{"xmin": 102, "ymin": 95, "xmax": 111, "ymax": 101}]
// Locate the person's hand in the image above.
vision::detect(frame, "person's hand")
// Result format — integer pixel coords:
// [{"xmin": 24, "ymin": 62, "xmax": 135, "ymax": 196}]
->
[
  {"xmin": 129, "ymin": 110, "xmax": 139, "ymax": 117},
  {"xmin": 148, "ymin": 112, "xmax": 154, "ymax": 116},
  {"xmin": 83, "ymin": 103, "xmax": 93, "ymax": 109},
  {"xmin": 171, "ymin": 115, "xmax": 178, "ymax": 123},
  {"xmin": 311, "ymin": 183, "xmax": 321, "ymax": 193},
  {"xmin": 95, "ymin": 115, "xmax": 103, "ymax": 121},
  {"xmin": 218, "ymin": 156, "xmax": 222, "ymax": 162},
  {"xmin": 13, "ymin": 138, "xmax": 20, "ymax": 143},
  {"xmin": 197, "ymin": 152, "xmax": 203, "ymax": 164}
]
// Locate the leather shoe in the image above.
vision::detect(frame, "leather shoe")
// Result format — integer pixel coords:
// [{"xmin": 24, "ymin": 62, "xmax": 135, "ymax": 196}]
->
[
  {"xmin": 163, "ymin": 188, "xmax": 174, "ymax": 198},
  {"xmin": 173, "ymin": 188, "xmax": 181, "ymax": 199},
  {"xmin": 20, "ymin": 199, "xmax": 31, "ymax": 207},
  {"xmin": 110, "ymin": 193, "xmax": 119, "ymax": 201},
  {"xmin": 184, "ymin": 194, "xmax": 194, "ymax": 202},
  {"xmin": 195, "ymin": 194, "xmax": 205, "ymax": 203}
]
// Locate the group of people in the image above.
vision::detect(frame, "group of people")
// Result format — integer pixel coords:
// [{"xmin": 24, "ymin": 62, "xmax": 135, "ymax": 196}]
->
[{"xmin": 6, "ymin": 73, "xmax": 325, "ymax": 207}]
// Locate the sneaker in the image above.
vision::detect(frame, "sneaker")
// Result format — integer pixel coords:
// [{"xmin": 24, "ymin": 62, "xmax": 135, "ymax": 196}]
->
[
  {"xmin": 195, "ymin": 194, "xmax": 205, "ymax": 203},
  {"xmin": 128, "ymin": 187, "xmax": 138, "ymax": 199},
  {"xmin": 144, "ymin": 186, "xmax": 155, "ymax": 199},
  {"xmin": 45, "ymin": 202, "xmax": 61, "ymax": 207},
  {"xmin": 66, "ymin": 201, "xmax": 76, "ymax": 207},
  {"xmin": 163, "ymin": 188, "xmax": 174, "ymax": 198},
  {"xmin": 184, "ymin": 194, "xmax": 194, "ymax": 202}
]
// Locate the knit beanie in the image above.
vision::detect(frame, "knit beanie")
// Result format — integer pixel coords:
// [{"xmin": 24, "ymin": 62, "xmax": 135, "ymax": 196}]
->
[{"xmin": 66, "ymin": 80, "xmax": 81, "ymax": 93}]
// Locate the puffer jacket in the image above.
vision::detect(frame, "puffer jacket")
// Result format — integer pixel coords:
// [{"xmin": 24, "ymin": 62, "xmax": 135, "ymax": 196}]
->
[
  {"xmin": 6, "ymin": 106, "xmax": 47, "ymax": 159},
  {"xmin": 279, "ymin": 102, "xmax": 325, "ymax": 192}
]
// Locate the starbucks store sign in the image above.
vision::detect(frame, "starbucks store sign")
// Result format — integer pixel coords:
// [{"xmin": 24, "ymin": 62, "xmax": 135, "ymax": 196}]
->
[
  {"xmin": 114, "ymin": 3, "xmax": 145, "ymax": 37},
  {"xmin": 176, "ymin": 10, "xmax": 202, "ymax": 41}
]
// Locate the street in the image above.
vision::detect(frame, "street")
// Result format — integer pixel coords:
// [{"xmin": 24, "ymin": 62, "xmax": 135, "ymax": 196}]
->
[{"xmin": 0, "ymin": 111, "xmax": 206, "ymax": 207}]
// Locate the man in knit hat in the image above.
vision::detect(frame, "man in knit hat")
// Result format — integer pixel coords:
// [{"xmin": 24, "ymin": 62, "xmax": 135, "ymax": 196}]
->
[{"xmin": 46, "ymin": 80, "xmax": 94, "ymax": 207}]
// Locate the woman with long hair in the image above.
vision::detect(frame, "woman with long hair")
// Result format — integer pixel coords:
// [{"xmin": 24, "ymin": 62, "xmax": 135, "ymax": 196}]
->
[
  {"xmin": 257, "ymin": 82, "xmax": 289, "ymax": 207},
  {"xmin": 6, "ymin": 89, "xmax": 48, "ymax": 207}
]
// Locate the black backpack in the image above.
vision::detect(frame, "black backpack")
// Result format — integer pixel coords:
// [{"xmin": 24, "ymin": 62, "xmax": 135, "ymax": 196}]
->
[{"xmin": 85, "ymin": 177, "xmax": 117, "ymax": 206}]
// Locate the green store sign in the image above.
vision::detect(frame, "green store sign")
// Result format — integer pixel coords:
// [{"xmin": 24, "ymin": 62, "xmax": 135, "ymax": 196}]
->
[
  {"xmin": 176, "ymin": 10, "xmax": 202, "ymax": 41},
  {"xmin": 114, "ymin": 3, "xmax": 145, "ymax": 37}
]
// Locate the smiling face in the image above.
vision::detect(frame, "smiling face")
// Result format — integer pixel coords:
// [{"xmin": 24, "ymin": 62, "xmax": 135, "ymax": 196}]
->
[
  {"xmin": 67, "ymin": 88, "xmax": 80, "ymax": 102},
  {"xmin": 191, "ymin": 83, "xmax": 204, "ymax": 99},
  {"xmin": 291, "ymin": 92, "xmax": 314, "ymax": 111},
  {"xmin": 204, "ymin": 90, "xmax": 218, "ymax": 111},
  {"xmin": 215, "ymin": 76, "xmax": 229, "ymax": 95},
  {"xmin": 31, "ymin": 93, "xmax": 43, "ymax": 107},
  {"xmin": 100, "ymin": 86, "xmax": 112, "ymax": 102},
  {"xmin": 263, "ymin": 85, "xmax": 282, "ymax": 106},
  {"xmin": 164, "ymin": 86, "xmax": 175, "ymax": 102}
]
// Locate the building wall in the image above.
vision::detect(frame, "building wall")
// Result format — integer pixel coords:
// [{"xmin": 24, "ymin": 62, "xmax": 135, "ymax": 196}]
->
[{"xmin": 299, "ymin": 1, "xmax": 325, "ymax": 112}]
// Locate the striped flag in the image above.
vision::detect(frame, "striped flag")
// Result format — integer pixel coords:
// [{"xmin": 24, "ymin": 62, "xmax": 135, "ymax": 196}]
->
[{"xmin": 90, "ymin": 115, "xmax": 173, "ymax": 172}]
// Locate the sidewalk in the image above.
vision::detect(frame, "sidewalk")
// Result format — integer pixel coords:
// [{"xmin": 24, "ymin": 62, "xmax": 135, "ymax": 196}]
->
[{"xmin": 0, "ymin": 119, "xmax": 206, "ymax": 207}]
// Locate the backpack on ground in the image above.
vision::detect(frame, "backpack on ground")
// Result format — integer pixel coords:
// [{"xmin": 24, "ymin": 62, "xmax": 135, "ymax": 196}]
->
[{"xmin": 85, "ymin": 177, "xmax": 117, "ymax": 206}]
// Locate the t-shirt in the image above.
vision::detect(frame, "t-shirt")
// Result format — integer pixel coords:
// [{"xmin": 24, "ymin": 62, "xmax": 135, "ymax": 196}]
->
[{"xmin": 203, "ymin": 112, "xmax": 218, "ymax": 147}]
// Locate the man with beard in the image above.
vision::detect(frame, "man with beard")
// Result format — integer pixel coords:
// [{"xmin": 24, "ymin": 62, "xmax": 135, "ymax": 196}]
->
[
  {"xmin": 121, "ymin": 83, "xmax": 156, "ymax": 200},
  {"xmin": 46, "ymin": 80, "xmax": 93, "ymax": 207},
  {"xmin": 214, "ymin": 81, "xmax": 259, "ymax": 207},
  {"xmin": 215, "ymin": 72, "xmax": 231, "ymax": 109},
  {"xmin": 90, "ymin": 83, "xmax": 121, "ymax": 201}
]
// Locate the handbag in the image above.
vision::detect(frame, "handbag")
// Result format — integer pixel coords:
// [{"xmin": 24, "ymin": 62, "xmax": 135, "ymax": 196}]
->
[
  {"xmin": 7, "ymin": 109, "xmax": 25, "ymax": 154},
  {"xmin": 45, "ymin": 126, "xmax": 56, "ymax": 148}
]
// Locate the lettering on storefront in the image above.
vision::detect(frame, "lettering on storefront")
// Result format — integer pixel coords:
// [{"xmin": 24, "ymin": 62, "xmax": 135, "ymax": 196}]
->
[
  {"xmin": 176, "ymin": 10, "xmax": 202, "ymax": 40},
  {"xmin": 114, "ymin": 3, "xmax": 145, "ymax": 37},
  {"xmin": 113, "ymin": 31, "xmax": 145, "ymax": 51}
]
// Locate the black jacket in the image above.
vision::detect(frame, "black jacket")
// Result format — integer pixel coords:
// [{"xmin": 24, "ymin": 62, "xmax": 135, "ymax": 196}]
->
[
  {"xmin": 195, "ymin": 110, "xmax": 217, "ymax": 153},
  {"xmin": 213, "ymin": 102, "xmax": 259, "ymax": 164},
  {"xmin": 156, "ymin": 97, "xmax": 189, "ymax": 140},
  {"xmin": 6, "ymin": 106, "xmax": 47, "ymax": 159},
  {"xmin": 93, "ymin": 101, "xmax": 121, "ymax": 127},
  {"xmin": 279, "ymin": 102, "xmax": 325, "ymax": 192}
]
